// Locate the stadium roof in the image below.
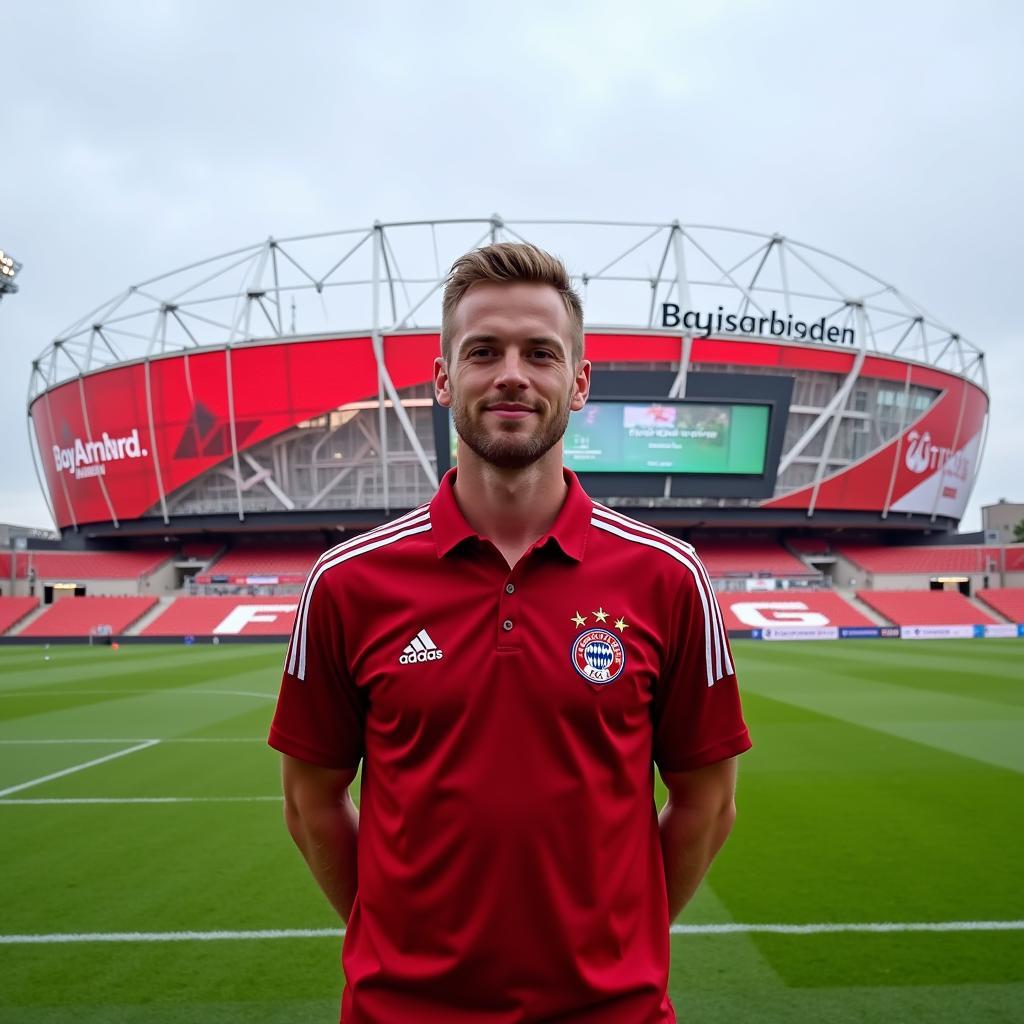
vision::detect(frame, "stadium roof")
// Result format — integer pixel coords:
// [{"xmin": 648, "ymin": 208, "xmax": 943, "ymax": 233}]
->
[{"xmin": 28, "ymin": 217, "xmax": 986, "ymax": 403}]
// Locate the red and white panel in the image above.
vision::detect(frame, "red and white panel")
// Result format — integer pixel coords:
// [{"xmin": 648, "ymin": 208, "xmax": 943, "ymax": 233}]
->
[
  {"xmin": 30, "ymin": 333, "xmax": 988, "ymax": 528},
  {"xmin": 717, "ymin": 591, "xmax": 874, "ymax": 630},
  {"xmin": 142, "ymin": 596, "xmax": 299, "ymax": 636}
]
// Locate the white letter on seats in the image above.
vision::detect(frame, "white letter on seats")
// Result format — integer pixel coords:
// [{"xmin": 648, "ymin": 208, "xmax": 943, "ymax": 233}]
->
[
  {"xmin": 213, "ymin": 604, "xmax": 299, "ymax": 635},
  {"xmin": 731, "ymin": 601, "xmax": 829, "ymax": 628}
]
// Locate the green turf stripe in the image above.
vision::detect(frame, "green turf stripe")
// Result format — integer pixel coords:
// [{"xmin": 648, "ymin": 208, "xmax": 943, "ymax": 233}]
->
[{"xmin": 732, "ymin": 641, "xmax": 1024, "ymax": 773}]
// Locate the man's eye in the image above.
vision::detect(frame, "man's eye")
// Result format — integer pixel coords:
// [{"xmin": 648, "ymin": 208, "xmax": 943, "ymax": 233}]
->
[
  {"xmin": 531, "ymin": 349, "xmax": 555, "ymax": 360},
  {"xmin": 469, "ymin": 347, "xmax": 494, "ymax": 358}
]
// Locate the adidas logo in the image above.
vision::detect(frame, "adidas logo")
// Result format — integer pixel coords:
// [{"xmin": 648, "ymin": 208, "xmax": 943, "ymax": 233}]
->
[{"xmin": 399, "ymin": 628, "xmax": 444, "ymax": 665}]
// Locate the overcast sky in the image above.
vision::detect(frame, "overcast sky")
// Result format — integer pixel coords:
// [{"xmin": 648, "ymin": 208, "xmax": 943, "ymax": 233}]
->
[{"xmin": 2, "ymin": 0, "xmax": 1020, "ymax": 533}]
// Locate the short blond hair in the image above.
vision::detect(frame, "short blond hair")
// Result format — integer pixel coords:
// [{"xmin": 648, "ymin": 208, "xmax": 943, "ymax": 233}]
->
[{"xmin": 440, "ymin": 242, "xmax": 584, "ymax": 365}]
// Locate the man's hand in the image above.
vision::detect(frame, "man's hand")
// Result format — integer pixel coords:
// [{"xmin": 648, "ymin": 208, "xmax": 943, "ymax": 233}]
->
[
  {"xmin": 658, "ymin": 757, "xmax": 739, "ymax": 920},
  {"xmin": 281, "ymin": 754, "xmax": 359, "ymax": 922}
]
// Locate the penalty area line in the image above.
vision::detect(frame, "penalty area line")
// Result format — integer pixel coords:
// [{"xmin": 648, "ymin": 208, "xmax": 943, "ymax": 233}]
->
[
  {"xmin": 0, "ymin": 739, "xmax": 160, "ymax": 798},
  {"xmin": 2, "ymin": 921, "xmax": 1022, "ymax": 945}
]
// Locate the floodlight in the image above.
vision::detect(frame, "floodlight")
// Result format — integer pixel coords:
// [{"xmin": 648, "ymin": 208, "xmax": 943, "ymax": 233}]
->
[{"xmin": 0, "ymin": 248, "xmax": 21, "ymax": 299}]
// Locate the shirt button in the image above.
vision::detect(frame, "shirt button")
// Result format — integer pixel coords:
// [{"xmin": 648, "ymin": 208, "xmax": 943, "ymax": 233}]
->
[
  {"xmin": 502, "ymin": 619, "xmax": 514, "ymax": 631},
  {"xmin": 505, "ymin": 583, "xmax": 515, "ymax": 594}
]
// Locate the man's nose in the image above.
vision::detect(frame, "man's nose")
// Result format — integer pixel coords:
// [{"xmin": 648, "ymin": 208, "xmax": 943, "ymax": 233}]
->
[{"xmin": 493, "ymin": 350, "xmax": 529, "ymax": 389}]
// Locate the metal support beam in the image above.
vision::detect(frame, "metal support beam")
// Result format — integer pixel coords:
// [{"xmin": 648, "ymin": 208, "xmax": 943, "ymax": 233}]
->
[
  {"xmin": 668, "ymin": 224, "xmax": 694, "ymax": 399},
  {"xmin": 224, "ymin": 345, "xmax": 245, "ymax": 521}
]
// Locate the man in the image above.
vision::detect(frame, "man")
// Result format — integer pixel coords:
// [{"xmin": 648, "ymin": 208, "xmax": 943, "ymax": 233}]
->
[{"xmin": 269, "ymin": 242, "xmax": 751, "ymax": 1023}]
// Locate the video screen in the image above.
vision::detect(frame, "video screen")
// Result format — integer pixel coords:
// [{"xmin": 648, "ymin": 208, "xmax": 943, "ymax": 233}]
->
[{"xmin": 562, "ymin": 400, "xmax": 770, "ymax": 475}]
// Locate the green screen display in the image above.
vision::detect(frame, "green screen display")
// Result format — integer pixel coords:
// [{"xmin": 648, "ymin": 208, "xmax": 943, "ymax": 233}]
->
[{"xmin": 563, "ymin": 400, "xmax": 770, "ymax": 474}]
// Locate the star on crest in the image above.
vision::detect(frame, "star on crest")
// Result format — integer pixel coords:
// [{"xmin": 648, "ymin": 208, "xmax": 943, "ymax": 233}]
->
[
  {"xmin": 593, "ymin": 607, "xmax": 609, "ymax": 623},
  {"xmin": 571, "ymin": 611, "xmax": 587, "ymax": 628},
  {"xmin": 614, "ymin": 617, "xmax": 630, "ymax": 632}
]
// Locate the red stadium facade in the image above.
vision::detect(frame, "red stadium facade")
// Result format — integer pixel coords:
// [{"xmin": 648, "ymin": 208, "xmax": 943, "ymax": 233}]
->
[
  {"xmin": 30, "ymin": 331, "xmax": 987, "ymax": 531},
  {"xmin": 27, "ymin": 219, "xmax": 989, "ymax": 536}
]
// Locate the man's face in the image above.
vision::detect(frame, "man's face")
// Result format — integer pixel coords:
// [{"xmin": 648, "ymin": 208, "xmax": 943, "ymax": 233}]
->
[{"xmin": 434, "ymin": 282, "xmax": 590, "ymax": 470}]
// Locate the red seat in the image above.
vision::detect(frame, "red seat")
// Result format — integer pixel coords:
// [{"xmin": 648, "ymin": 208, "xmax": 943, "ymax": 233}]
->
[
  {"xmin": 976, "ymin": 588, "xmax": 1024, "ymax": 623},
  {"xmin": 855, "ymin": 590, "xmax": 996, "ymax": 626},
  {"xmin": 196, "ymin": 545, "xmax": 323, "ymax": 584},
  {"xmin": 142, "ymin": 596, "xmax": 298, "ymax": 636},
  {"xmin": 0, "ymin": 550, "xmax": 169, "ymax": 580},
  {"xmin": 717, "ymin": 591, "xmax": 873, "ymax": 629},
  {"xmin": 18, "ymin": 596, "xmax": 158, "ymax": 637},
  {"xmin": 839, "ymin": 546, "xmax": 1004, "ymax": 575},
  {"xmin": 693, "ymin": 541, "xmax": 815, "ymax": 579},
  {"xmin": 0, "ymin": 597, "xmax": 39, "ymax": 634}
]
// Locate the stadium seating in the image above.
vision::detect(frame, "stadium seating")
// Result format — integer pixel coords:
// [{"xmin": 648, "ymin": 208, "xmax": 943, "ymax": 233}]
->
[
  {"xmin": 196, "ymin": 544, "xmax": 323, "ymax": 584},
  {"xmin": 141, "ymin": 596, "xmax": 298, "ymax": 637},
  {"xmin": 855, "ymin": 590, "xmax": 996, "ymax": 626},
  {"xmin": 976, "ymin": 588, "xmax": 1024, "ymax": 623},
  {"xmin": 179, "ymin": 541, "xmax": 223, "ymax": 562},
  {"xmin": 0, "ymin": 596, "xmax": 40, "ymax": 634},
  {"xmin": 0, "ymin": 550, "xmax": 170, "ymax": 580},
  {"xmin": 839, "ymin": 545, "xmax": 1003, "ymax": 575},
  {"xmin": 717, "ymin": 591, "xmax": 874, "ymax": 630},
  {"xmin": 1005, "ymin": 548, "xmax": 1024, "ymax": 572},
  {"xmin": 691, "ymin": 540, "xmax": 815, "ymax": 579},
  {"xmin": 18, "ymin": 596, "xmax": 158, "ymax": 637}
]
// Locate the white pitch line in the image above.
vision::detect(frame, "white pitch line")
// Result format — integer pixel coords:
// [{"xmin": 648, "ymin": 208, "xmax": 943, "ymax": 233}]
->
[
  {"xmin": 0, "ymin": 738, "xmax": 266, "ymax": 745},
  {"xmin": 0, "ymin": 690, "xmax": 275, "ymax": 700},
  {"xmin": 0, "ymin": 739, "xmax": 160, "ymax": 798},
  {"xmin": 668, "ymin": 920, "xmax": 1024, "ymax": 934},
  {"xmin": 0, "ymin": 796, "xmax": 280, "ymax": 805},
  {"xmin": 1, "ymin": 920, "xmax": 1022, "ymax": 945}
]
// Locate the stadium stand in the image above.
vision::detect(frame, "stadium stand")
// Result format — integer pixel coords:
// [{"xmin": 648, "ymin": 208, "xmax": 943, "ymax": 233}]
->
[
  {"xmin": 196, "ymin": 544, "xmax": 322, "ymax": 585},
  {"xmin": 179, "ymin": 542, "xmax": 223, "ymax": 561},
  {"xmin": 0, "ymin": 597, "xmax": 40, "ymax": 634},
  {"xmin": 717, "ymin": 591, "xmax": 874, "ymax": 630},
  {"xmin": 0, "ymin": 550, "xmax": 170, "ymax": 580},
  {"xmin": 855, "ymin": 589, "xmax": 997, "ymax": 626},
  {"xmin": 691, "ymin": 540, "xmax": 815, "ymax": 579},
  {"xmin": 786, "ymin": 538, "xmax": 832, "ymax": 555},
  {"xmin": 141, "ymin": 596, "xmax": 298, "ymax": 637},
  {"xmin": 839, "ymin": 545, "xmax": 1003, "ymax": 575},
  {"xmin": 976, "ymin": 588, "xmax": 1024, "ymax": 623},
  {"xmin": 18, "ymin": 596, "xmax": 158, "ymax": 637}
]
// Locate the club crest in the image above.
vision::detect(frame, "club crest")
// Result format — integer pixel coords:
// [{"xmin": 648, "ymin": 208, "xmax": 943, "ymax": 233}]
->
[{"xmin": 571, "ymin": 628, "xmax": 626, "ymax": 685}]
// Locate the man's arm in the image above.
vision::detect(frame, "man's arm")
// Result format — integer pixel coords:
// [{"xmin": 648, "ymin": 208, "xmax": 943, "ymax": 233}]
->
[
  {"xmin": 281, "ymin": 753, "xmax": 359, "ymax": 922},
  {"xmin": 658, "ymin": 756, "xmax": 739, "ymax": 921}
]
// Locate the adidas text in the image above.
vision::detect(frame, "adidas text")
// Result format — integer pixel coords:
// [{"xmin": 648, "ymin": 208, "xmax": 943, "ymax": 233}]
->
[{"xmin": 399, "ymin": 649, "xmax": 444, "ymax": 664}]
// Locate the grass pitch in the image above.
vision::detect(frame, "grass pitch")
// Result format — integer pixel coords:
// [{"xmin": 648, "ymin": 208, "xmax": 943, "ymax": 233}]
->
[{"xmin": 0, "ymin": 640, "xmax": 1021, "ymax": 1022}]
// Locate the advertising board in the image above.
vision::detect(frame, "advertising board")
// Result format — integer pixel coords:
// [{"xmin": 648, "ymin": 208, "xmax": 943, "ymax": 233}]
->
[
  {"xmin": 758, "ymin": 626, "xmax": 840, "ymax": 641},
  {"xmin": 899, "ymin": 625, "xmax": 977, "ymax": 640}
]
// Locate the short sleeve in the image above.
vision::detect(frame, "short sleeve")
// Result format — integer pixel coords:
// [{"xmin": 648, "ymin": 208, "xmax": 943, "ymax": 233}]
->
[
  {"xmin": 268, "ymin": 575, "xmax": 366, "ymax": 769},
  {"xmin": 652, "ymin": 557, "xmax": 751, "ymax": 773}
]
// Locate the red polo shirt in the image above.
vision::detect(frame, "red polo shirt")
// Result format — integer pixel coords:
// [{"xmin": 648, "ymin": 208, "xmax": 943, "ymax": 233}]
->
[{"xmin": 269, "ymin": 470, "xmax": 750, "ymax": 1024}]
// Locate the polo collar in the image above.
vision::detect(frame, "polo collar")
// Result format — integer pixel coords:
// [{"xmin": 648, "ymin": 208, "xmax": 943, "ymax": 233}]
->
[{"xmin": 430, "ymin": 468, "xmax": 592, "ymax": 562}]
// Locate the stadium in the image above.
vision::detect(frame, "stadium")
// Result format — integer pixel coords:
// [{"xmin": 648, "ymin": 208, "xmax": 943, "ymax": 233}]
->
[
  {"xmin": 2, "ymin": 219, "xmax": 1022, "ymax": 1022},
  {"xmin": 3, "ymin": 217, "xmax": 1020, "ymax": 642}
]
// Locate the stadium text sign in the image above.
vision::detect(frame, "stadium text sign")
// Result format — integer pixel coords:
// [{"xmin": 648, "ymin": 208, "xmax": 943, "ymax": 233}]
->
[
  {"xmin": 661, "ymin": 304, "xmax": 855, "ymax": 345},
  {"xmin": 52, "ymin": 428, "xmax": 148, "ymax": 481}
]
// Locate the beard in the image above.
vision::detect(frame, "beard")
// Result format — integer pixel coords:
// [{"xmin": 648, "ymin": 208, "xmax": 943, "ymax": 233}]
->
[{"xmin": 451, "ymin": 394, "xmax": 571, "ymax": 470}]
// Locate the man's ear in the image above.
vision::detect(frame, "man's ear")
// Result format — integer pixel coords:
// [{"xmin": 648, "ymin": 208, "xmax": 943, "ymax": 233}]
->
[
  {"xmin": 434, "ymin": 356, "xmax": 452, "ymax": 408},
  {"xmin": 570, "ymin": 360, "xmax": 592, "ymax": 412}
]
